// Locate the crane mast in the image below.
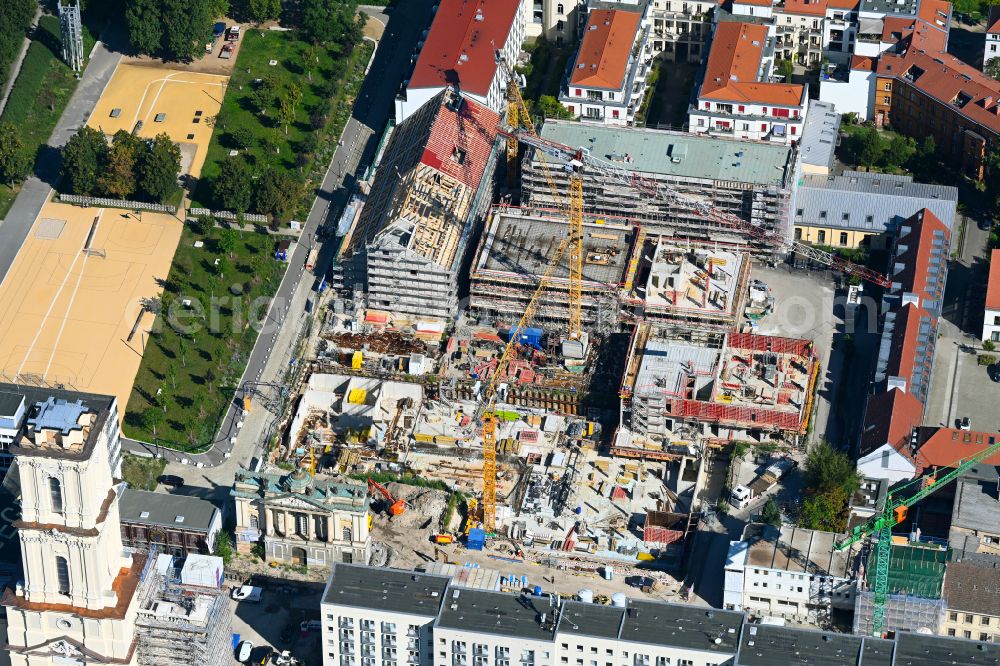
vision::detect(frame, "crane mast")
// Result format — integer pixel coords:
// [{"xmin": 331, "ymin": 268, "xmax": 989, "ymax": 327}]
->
[{"xmin": 834, "ymin": 439, "xmax": 1000, "ymax": 636}]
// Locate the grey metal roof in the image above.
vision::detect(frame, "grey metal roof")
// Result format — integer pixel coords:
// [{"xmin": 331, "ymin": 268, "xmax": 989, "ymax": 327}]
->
[
  {"xmin": 893, "ymin": 631, "xmax": 1000, "ymax": 666},
  {"xmin": 743, "ymin": 523, "xmax": 851, "ymax": 577},
  {"xmin": 793, "ymin": 171, "xmax": 957, "ymax": 234},
  {"xmin": 118, "ymin": 489, "xmax": 219, "ymax": 532},
  {"xmin": 950, "ymin": 465, "xmax": 1000, "ymax": 534},
  {"xmin": 619, "ymin": 601, "xmax": 743, "ymax": 653},
  {"xmin": 798, "ymin": 100, "xmax": 840, "ymax": 170},
  {"xmin": 860, "ymin": 0, "xmax": 918, "ymax": 16},
  {"xmin": 436, "ymin": 588, "xmax": 555, "ymax": 641},
  {"xmin": 538, "ymin": 121, "xmax": 793, "ymax": 186},
  {"xmin": 0, "ymin": 392, "xmax": 23, "ymax": 417},
  {"xmin": 736, "ymin": 624, "xmax": 866, "ymax": 666},
  {"xmin": 322, "ymin": 563, "xmax": 449, "ymax": 617},
  {"xmin": 557, "ymin": 601, "xmax": 624, "ymax": 639}
]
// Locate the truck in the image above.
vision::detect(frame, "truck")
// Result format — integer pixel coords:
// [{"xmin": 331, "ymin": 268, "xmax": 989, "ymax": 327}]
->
[
  {"xmin": 306, "ymin": 246, "xmax": 319, "ymax": 272},
  {"xmin": 730, "ymin": 457, "xmax": 798, "ymax": 509},
  {"xmin": 231, "ymin": 585, "xmax": 262, "ymax": 602}
]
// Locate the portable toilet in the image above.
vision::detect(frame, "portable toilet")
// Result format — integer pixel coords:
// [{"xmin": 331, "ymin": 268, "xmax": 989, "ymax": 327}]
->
[
  {"xmin": 467, "ymin": 528, "xmax": 486, "ymax": 551},
  {"xmin": 352, "ymin": 351, "xmax": 363, "ymax": 369}
]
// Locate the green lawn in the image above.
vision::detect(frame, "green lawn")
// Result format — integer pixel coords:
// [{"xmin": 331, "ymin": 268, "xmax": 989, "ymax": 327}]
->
[
  {"xmin": 192, "ymin": 29, "xmax": 372, "ymax": 215},
  {"xmin": 122, "ymin": 221, "xmax": 285, "ymax": 450},
  {"xmin": 0, "ymin": 15, "xmax": 89, "ymax": 219}
]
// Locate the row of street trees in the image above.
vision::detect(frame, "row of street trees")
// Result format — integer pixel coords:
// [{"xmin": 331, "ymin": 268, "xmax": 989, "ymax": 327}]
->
[
  {"xmin": 61, "ymin": 127, "xmax": 182, "ymax": 202},
  {"xmin": 0, "ymin": 0, "xmax": 35, "ymax": 90}
]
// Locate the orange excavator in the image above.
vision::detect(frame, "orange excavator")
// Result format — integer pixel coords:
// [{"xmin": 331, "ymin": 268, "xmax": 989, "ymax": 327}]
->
[{"xmin": 367, "ymin": 478, "xmax": 406, "ymax": 517}]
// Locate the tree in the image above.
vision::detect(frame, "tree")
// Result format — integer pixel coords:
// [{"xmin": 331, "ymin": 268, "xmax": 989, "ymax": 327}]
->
[
  {"xmin": 230, "ymin": 125, "xmax": 255, "ymax": 150},
  {"xmin": 161, "ymin": 0, "xmax": 214, "ymax": 62},
  {"xmin": 213, "ymin": 531, "xmax": 234, "ymax": 564},
  {"xmin": 166, "ymin": 361, "xmax": 178, "ymax": 390},
  {"xmin": 137, "ymin": 133, "xmax": 182, "ymax": 202},
  {"xmin": 249, "ymin": 0, "xmax": 282, "ymax": 22},
  {"xmin": 125, "ymin": 0, "xmax": 163, "ymax": 55},
  {"xmin": 143, "ymin": 408, "xmax": 165, "ymax": 438},
  {"xmin": 848, "ymin": 127, "xmax": 883, "ymax": 166},
  {"xmin": 98, "ymin": 131, "xmax": 142, "ymax": 198},
  {"xmin": 799, "ymin": 486, "xmax": 850, "ymax": 532},
  {"xmin": 987, "ymin": 58, "xmax": 1000, "ymax": 82},
  {"xmin": 918, "ymin": 135, "xmax": 936, "ymax": 159},
  {"xmin": 777, "ymin": 58, "xmax": 795, "ymax": 82},
  {"xmin": 881, "ymin": 134, "xmax": 916, "ymax": 169},
  {"xmin": 803, "ymin": 442, "xmax": 861, "ymax": 496},
  {"xmin": 302, "ymin": 43, "xmax": 320, "ymax": 81},
  {"xmin": 536, "ymin": 95, "xmax": 573, "ymax": 120},
  {"xmin": 0, "ymin": 122, "xmax": 31, "ymax": 185},
  {"xmin": 299, "ymin": 0, "xmax": 360, "ymax": 45},
  {"xmin": 213, "ymin": 156, "xmax": 254, "ymax": 213},
  {"xmin": 61, "ymin": 126, "xmax": 108, "ymax": 196},
  {"xmin": 254, "ymin": 168, "xmax": 297, "ymax": 222},
  {"xmin": 250, "ymin": 75, "xmax": 279, "ymax": 115},
  {"xmin": 760, "ymin": 498, "xmax": 782, "ymax": 527},
  {"xmin": 218, "ymin": 228, "xmax": 239, "ymax": 258}
]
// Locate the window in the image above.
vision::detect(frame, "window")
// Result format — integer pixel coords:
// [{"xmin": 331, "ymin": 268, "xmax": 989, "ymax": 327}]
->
[
  {"xmin": 884, "ymin": 82, "xmax": 892, "ymax": 91},
  {"xmin": 557, "ymin": 3, "xmax": 564, "ymax": 12},
  {"xmin": 982, "ymin": 617, "xmax": 991, "ymax": 626},
  {"xmin": 56, "ymin": 556, "xmax": 70, "ymax": 595},
  {"xmin": 818, "ymin": 230, "xmax": 826, "ymax": 243},
  {"xmin": 840, "ymin": 232, "xmax": 848, "ymax": 246},
  {"xmin": 948, "ymin": 628, "xmax": 957, "ymax": 637},
  {"xmin": 883, "ymin": 96, "xmax": 891, "ymax": 104},
  {"xmin": 49, "ymin": 477, "xmax": 63, "ymax": 514},
  {"xmin": 964, "ymin": 631, "xmax": 972, "ymax": 639},
  {"xmin": 343, "ymin": 526, "xmax": 353, "ymax": 541},
  {"xmin": 794, "ymin": 227, "xmax": 802, "ymax": 240},
  {"xmin": 612, "ymin": 110, "xmax": 620, "ymax": 119},
  {"xmin": 967, "ymin": 614, "xmax": 975, "ymax": 624},
  {"xmin": 981, "ymin": 633, "xmax": 990, "ymax": 641},
  {"xmin": 575, "ymin": 89, "xmax": 582, "ymax": 97}
]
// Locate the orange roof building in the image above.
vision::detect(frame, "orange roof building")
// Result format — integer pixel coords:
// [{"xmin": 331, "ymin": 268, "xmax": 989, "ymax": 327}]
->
[
  {"xmin": 983, "ymin": 249, "xmax": 1000, "ymax": 343},
  {"xmin": 690, "ymin": 22, "xmax": 808, "ymax": 144},
  {"xmin": 560, "ymin": 8, "xmax": 651, "ymax": 126}
]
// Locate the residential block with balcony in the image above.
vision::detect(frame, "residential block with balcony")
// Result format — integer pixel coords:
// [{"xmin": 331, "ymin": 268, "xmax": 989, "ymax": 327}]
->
[
  {"xmin": 560, "ymin": 7, "xmax": 652, "ymax": 124},
  {"xmin": 689, "ymin": 22, "xmax": 808, "ymax": 143}
]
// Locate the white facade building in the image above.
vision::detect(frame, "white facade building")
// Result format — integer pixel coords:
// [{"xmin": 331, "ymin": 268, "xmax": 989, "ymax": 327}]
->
[
  {"xmin": 724, "ymin": 524, "xmax": 855, "ymax": 625},
  {"xmin": 2, "ymin": 389, "xmax": 140, "ymax": 666},
  {"xmin": 985, "ymin": 250, "xmax": 1000, "ymax": 343},
  {"xmin": 560, "ymin": 7, "xmax": 652, "ymax": 125},
  {"xmin": 523, "ymin": 0, "xmax": 580, "ymax": 44},
  {"xmin": 985, "ymin": 12, "xmax": 1000, "ymax": 69},
  {"xmin": 856, "ymin": 443, "xmax": 917, "ymax": 485},
  {"xmin": 395, "ymin": 0, "xmax": 524, "ymax": 122}
]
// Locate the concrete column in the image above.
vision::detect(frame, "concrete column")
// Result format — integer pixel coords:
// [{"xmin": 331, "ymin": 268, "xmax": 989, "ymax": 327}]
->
[
  {"xmin": 308, "ymin": 511, "xmax": 317, "ymax": 540},
  {"xmin": 326, "ymin": 514, "xmax": 334, "ymax": 542}
]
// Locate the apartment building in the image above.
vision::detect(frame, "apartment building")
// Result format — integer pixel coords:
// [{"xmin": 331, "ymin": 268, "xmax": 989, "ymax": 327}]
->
[
  {"xmin": 320, "ymin": 563, "xmax": 1000, "ymax": 666},
  {"xmin": 524, "ymin": 0, "xmax": 581, "ymax": 43},
  {"xmin": 395, "ymin": 0, "xmax": 524, "ymax": 122},
  {"xmin": 983, "ymin": 249, "xmax": 1000, "ymax": 343},
  {"xmin": 987, "ymin": 11, "xmax": 1000, "ymax": 69},
  {"xmin": 118, "ymin": 488, "xmax": 222, "ymax": 556},
  {"xmin": 341, "ymin": 90, "xmax": 500, "ymax": 323},
  {"xmin": 724, "ymin": 524, "xmax": 854, "ymax": 624},
  {"xmin": 560, "ymin": 8, "xmax": 652, "ymax": 125},
  {"xmin": 772, "ymin": 0, "xmax": 827, "ymax": 66},
  {"xmin": 948, "ymin": 465, "xmax": 1000, "ymax": 556},
  {"xmin": 232, "ymin": 468, "xmax": 372, "ymax": 567},
  {"xmin": 941, "ymin": 555, "xmax": 1000, "ymax": 643},
  {"xmin": 791, "ymin": 170, "xmax": 957, "ymax": 250},
  {"xmin": 689, "ymin": 22, "xmax": 809, "ymax": 144},
  {"xmin": 648, "ymin": 0, "xmax": 717, "ymax": 62},
  {"xmin": 521, "ymin": 121, "xmax": 795, "ymax": 256}
]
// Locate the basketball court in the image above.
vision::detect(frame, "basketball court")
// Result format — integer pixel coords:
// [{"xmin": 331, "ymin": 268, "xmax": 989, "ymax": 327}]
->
[
  {"xmin": 0, "ymin": 201, "xmax": 182, "ymax": 411},
  {"xmin": 88, "ymin": 63, "xmax": 228, "ymax": 178}
]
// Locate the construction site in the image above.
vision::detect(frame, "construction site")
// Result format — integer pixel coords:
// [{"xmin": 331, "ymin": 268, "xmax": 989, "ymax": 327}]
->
[
  {"xmin": 616, "ymin": 327, "xmax": 820, "ymax": 459},
  {"xmin": 133, "ymin": 551, "xmax": 231, "ymax": 666}
]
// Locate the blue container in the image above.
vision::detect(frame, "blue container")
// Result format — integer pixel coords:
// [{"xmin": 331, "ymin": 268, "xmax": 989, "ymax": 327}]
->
[
  {"xmin": 232, "ymin": 633, "xmax": 241, "ymax": 649},
  {"xmin": 533, "ymin": 585, "xmax": 543, "ymax": 596},
  {"xmin": 467, "ymin": 528, "xmax": 486, "ymax": 550},
  {"xmin": 504, "ymin": 326, "xmax": 544, "ymax": 351}
]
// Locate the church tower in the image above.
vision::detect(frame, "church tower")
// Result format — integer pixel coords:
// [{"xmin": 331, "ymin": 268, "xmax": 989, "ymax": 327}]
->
[{"xmin": 1, "ymin": 388, "xmax": 141, "ymax": 665}]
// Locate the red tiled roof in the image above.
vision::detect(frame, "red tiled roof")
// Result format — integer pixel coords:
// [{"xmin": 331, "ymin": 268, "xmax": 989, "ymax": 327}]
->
[
  {"xmin": 990, "ymin": 18, "xmax": 1000, "ymax": 35},
  {"xmin": 408, "ymin": 0, "xmax": 522, "ymax": 97},
  {"xmin": 878, "ymin": 49, "xmax": 1000, "ymax": 136},
  {"xmin": 780, "ymin": 0, "xmax": 828, "ymax": 17},
  {"xmin": 826, "ymin": 0, "xmax": 860, "ymax": 9},
  {"xmin": 885, "ymin": 302, "xmax": 930, "ymax": 388},
  {"xmin": 882, "ymin": 16, "xmax": 916, "ymax": 44},
  {"xmin": 851, "ymin": 55, "xmax": 876, "ymax": 71},
  {"xmin": 914, "ymin": 427, "xmax": 1000, "ymax": 472},
  {"xmin": 986, "ymin": 250, "xmax": 1000, "ymax": 310},
  {"xmin": 420, "ymin": 93, "xmax": 500, "ymax": 191},
  {"xmin": 699, "ymin": 22, "xmax": 805, "ymax": 106},
  {"xmin": 916, "ymin": 0, "xmax": 951, "ymax": 33},
  {"xmin": 570, "ymin": 10, "xmax": 642, "ymax": 89},
  {"xmin": 891, "ymin": 208, "xmax": 950, "ymax": 300},
  {"xmin": 860, "ymin": 388, "xmax": 924, "ymax": 456},
  {"xmin": 735, "ymin": 0, "xmax": 775, "ymax": 6}
]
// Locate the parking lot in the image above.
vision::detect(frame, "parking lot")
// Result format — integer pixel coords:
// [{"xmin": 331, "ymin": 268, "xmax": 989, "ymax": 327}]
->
[{"xmin": 230, "ymin": 579, "xmax": 325, "ymax": 665}]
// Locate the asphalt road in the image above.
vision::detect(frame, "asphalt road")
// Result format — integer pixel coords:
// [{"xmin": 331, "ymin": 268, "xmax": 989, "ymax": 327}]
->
[
  {"xmin": 122, "ymin": 0, "xmax": 436, "ymax": 469},
  {"xmin": 0, "ymin": 41, "xmax": 122, "ymax": 286}
]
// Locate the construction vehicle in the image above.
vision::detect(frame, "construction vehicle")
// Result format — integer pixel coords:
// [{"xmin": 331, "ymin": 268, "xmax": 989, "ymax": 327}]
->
[
  {"xmin": 834, "ymin": 439, "xmax": 1000, "ymax": 637},
  {"xmin": 432, "ymin": 533, "xmax": 454, "ymax": 544},
  {"xmin": 367, "ymin": 478, "xmax": 406, "ymax": 517}
]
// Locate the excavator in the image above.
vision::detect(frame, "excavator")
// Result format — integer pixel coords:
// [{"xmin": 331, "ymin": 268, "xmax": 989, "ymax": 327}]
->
[{"xmin": 367, "ymin": 478, "xmax": 406, "ymax": 517}]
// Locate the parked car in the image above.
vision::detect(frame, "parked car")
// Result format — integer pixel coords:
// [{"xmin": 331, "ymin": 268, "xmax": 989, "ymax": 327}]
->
[
  {"xmin": 300, "ymin": 620, "xmax": 322, "ymax": 633},
  {"xmin": 157, "ymin": 474, "xmax": 184, "ymax": 487},
  {"xmin": 231, "ymin": 585, "xmax": 263, "ymax": 602},
  {"xmin": 959, "ymin": 416, "xmax": 971, "ymax": 430},
  {"xmin": 989, "ymin": 364, "xmax": 1000, "ymax": 383},
  {"xmin": 213, "ymin": 22, "xmax": 227, "ymax": 39},
  {"xmin": 220, "ymin": 43, "xmax": 235, "ymax": 59},
  {"xmin": 226, "ymin": 25, "xmax": 241, "ymax": 41},
  {"xmin": 237, "ymin": 640, "xmax": 254, "ymax": 663}
]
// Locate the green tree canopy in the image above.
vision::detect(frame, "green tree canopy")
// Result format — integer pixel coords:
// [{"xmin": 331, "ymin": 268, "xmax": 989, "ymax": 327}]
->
[
  {"xmin": 761, "ymin": 498, "xmax": 782, "ymax": 527},
  {"xmin": 300, "ymin": 0, "xmax": 361, "ymax": 46},
  {"xmin": 125, "ymin": 0, "xmax": 165, "ymax": 55},
  {"xmin": 254, "ymin": 168, "xmax": 297, "ymax": 222},
  {"xmin": 61, "ymin": 126, "xmax": 108, "ymax": 196},
  {"xmin": 0, "ymin": 122, "xmax": 31, "ymax": 185},
  {"xmin": 138, "ymin": 133, "xmax": 182, "ymax": 202},
  {"xmin": 987, "ymin": 58, "xmax": 1000, "ymax": 82},
  {"xmin": 213, "ymin": 156, "xmax": 254, "ymax": 213},
  {"xmin": 249, "ymin": 0, "xmax": 282, "ymax": 22},
  {"xmin": 98, "ymin": 131, "xmax": 143, "ymax": 199},
  {"xmin": 126, "ymin": 0, "xmax": 214, "ymax": 61},
  {"xmin": 804, "ymin": 442, "xmax": 861, "ymax": 495}
]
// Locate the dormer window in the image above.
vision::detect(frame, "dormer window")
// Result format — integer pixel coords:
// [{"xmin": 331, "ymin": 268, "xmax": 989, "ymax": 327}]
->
[{"xmin": 452, "ymin": 147, "xmax": 467, "ymax": 164}]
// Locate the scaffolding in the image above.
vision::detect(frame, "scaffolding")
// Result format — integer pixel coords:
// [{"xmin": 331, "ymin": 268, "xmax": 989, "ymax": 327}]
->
[
  {"xmin": 852, "ymin": 541, "xmax": 949, "ymax": 636},
  {"xmin": 135, "ymin": 555, "xmax": 231, "ymax": 666}
]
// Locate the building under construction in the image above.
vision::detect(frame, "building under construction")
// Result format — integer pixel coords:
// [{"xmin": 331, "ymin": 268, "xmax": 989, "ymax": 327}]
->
[
  {"xmin": 615, "ymin": 327, "xmax": 820, "ymax": 458},
  {"xmin": 521, "ymin": 121, "xmax": 796, "ymax": 256},
  {"xmin": 134, "ymin": 553, "xmax": 231, "ymax": 666},
  {"xmin": 853, "ymin": 539, "xmax": 949, "ymax": 636},
  {"xmin": 469, "ymin": 206, "xmax": 635, "ymax": 331},
  {"xmin": 622, "ymin": 239, "xmax": 751, "ymax": 332}
]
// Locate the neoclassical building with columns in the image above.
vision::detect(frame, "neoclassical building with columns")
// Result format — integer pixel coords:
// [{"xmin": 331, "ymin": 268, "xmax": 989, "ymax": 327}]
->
[
  {"xmin": 1, "ymin": 388, "xmax": 142, "ymax": 665},
  {"xmin": 232, "ymin": 467, "xmax": 371, "ymax": 567}
]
